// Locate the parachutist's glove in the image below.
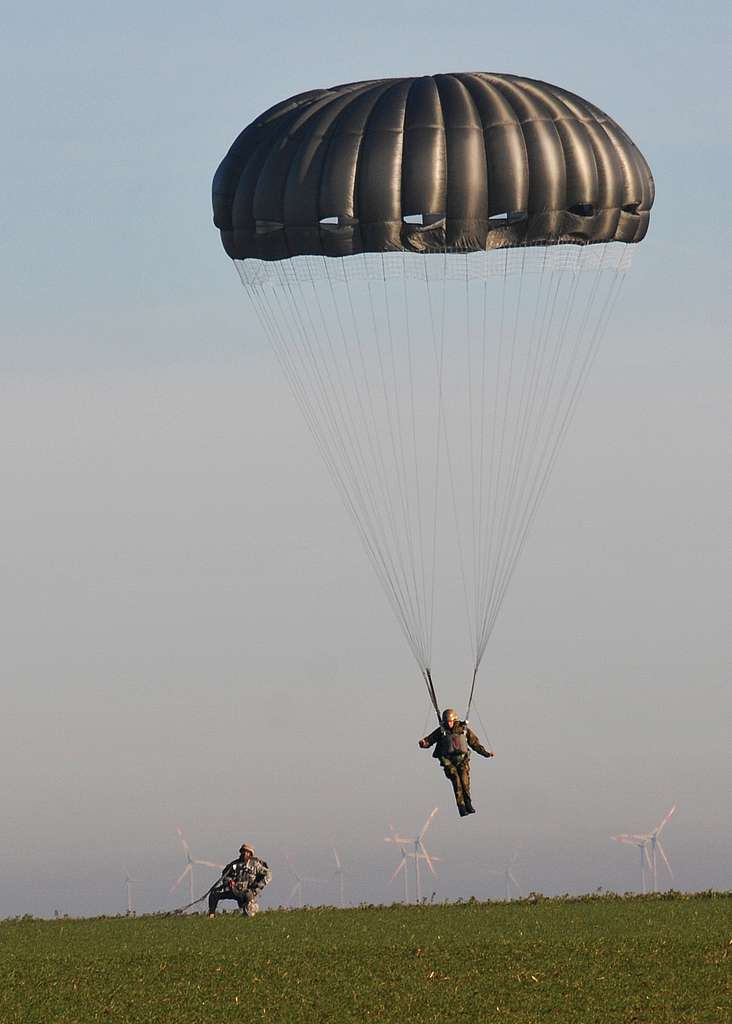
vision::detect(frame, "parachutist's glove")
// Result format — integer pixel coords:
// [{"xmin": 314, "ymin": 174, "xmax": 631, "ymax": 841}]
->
[{"xmin": 418, "ymin": 739, "xmax": 429, "ymax": 748}]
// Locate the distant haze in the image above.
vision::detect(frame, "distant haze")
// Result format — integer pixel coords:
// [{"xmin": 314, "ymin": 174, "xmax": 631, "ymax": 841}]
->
[{"xmin": 1, "ymin": 0, "xmax": 729, "ymax": 917}]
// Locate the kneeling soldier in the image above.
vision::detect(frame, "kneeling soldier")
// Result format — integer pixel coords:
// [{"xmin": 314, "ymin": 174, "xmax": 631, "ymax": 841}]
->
[
  {"xmin": 208, "ymin": 843, "xmax": 271, "ymax": 917},
  {"xmin": 419, "ymin": 709, "xmax": 494, "ymax": 817}
]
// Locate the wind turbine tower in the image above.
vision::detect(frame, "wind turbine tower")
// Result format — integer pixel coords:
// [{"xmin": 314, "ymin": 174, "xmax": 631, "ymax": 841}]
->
[
  {"xmin": 385, "ymin": 807, "xmax": 440, "ymax": 903},
  {"xmin": 332, "ymin": 848, "xmax": 345, "ymax": 908},
  {"xmin": 286, "ymin": 857, "xmax": 327, "ymax": 908},
  {"xmin": 612, "ymin": 805, "xmax": 677, "ymax": 893},
  {"xmin": 124, "ymin": 870, "xmax": 140, "ymax": 916},
  {"xmin": 486, "ymin": 853, "xmax": 521, "ymax": 900},
  {"xmin": 170, "ymin": 827, "xmax": 223, "ymax": 907}
]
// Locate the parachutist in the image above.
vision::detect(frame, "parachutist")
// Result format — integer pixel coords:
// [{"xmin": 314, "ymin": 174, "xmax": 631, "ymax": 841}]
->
[
  {"xmin": 419, "ymin": 709, "xmax": 494, "ymax": 817},
  {"xmin": 208, "ymin": 843, "xmax": 271, "ymax": 917}
]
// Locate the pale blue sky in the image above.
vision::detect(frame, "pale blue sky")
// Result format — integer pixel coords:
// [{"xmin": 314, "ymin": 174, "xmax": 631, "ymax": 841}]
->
[{"xmin": 1, "ymin": 1, "xmax": 729, "ymax": 916}]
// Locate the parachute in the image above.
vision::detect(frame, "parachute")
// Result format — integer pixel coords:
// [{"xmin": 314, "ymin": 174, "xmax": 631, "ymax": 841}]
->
[{"xmin": 212, "ymin": 73, "xmax": 654, "ymax": 721}]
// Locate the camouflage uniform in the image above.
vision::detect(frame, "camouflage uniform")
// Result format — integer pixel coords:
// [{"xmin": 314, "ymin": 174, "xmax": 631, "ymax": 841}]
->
[
  {"xmin": 419, "ymin": 720, "xmax": 493, "ymax": 816},
  {"xmin": 208, "ymin": 853, "xmax": 272, "ymax": 916}
]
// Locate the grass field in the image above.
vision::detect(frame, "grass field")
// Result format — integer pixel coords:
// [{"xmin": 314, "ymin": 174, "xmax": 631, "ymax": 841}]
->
[{"xmin": 1, "ymin": 892, "xmax": 728, "ymax": 1024}]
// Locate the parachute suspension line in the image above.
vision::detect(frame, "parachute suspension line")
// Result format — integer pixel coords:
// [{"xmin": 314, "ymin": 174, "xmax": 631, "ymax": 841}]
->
[
  {"xmin": 472, "ymin": 248, "xmax": 505, "ymax": 677},
  {"xmin": 318, "ymin": 266, "xmax": 418, "ymax": 643},
  {"xmin": 467, "ymin": 697, "xmax": 493, "ymax": 752},
  {"xmin": 481, "ymin": 265, "xmax": 626, "ymax": 651},
  {"xmin": 380, "ymin": 255, "xmax": 431, "ymax": 666},
  {"xmin": 465, "ymin": 662, "xmax": 479, "ymax": 722},
  {"xmin": 422, "ymin": 258, "xmax": 444, "ymax": 670},
  {"xmin": 312, "ymin": 256, "xmax": 425, "ymax": 663},
  {"xmin": 473, "ymin": 247, "xmax": 629, "ymax": 660},
  {"xmin": 422, "ymin": 253, "xmax": 475, "ymax": 682},
  {"xmin": 241, "ymin": 263, "xmax": 429, "ymax": 673},
  {"xmin": 478, "ymin": 245, "xmax": 562, "ymax": 659},
  {"xmin": 363, "ymin": 266, "xmax": 430, "ymax": 668},
  {"xmin": 330, "ymin": 263, "xmax": 432, "ymax": 672},
  {"xmin": 421, "ymin": 696, "xmax": 437, "ymax": 737},
  {"xmin": 429, "ymin": 251, "xmax": 479, "ymax": 670},
  {"xmin": 238, "ymin": 243, "xmax": 631, "ymax": 717},
  {"xmin": 402, "ymin": 256, "xmax": 429, "ymax": 663},
  {"xmin": 475, "ymin": 248, "xmax": 526, "ymax": 671},
  {"xmin": 339, "ymin": 264, "xmax": 432, "ymax": 670},
  {"xmin": 476, "ymin": 252, "xmax": 587, "ymax": 661}
]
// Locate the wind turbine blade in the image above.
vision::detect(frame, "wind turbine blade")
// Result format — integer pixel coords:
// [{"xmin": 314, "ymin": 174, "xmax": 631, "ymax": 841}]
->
[
  {"xmin": 508, "ymin": 870, "xmax": 520, "ymax": 892},
  {"xmin": 170, "ymin": 865, "xmax": 191, "ymax": 894},
  {"xmin": 175, "ymin": 827, "xmax": 190, "ymax": 856},
  {"xmin": 332, "ymin": 848, "xmax": 341, "ymax": 871},
  {"xmin": 654, "ymin": 805, "xmax": 677, "ymax": 836},
  {"xmin": 418, "ymin": 843, "xmax": 437, "ymax": 876},
  {"xmin": 612, "ymin": 835, "xmax": 645, "ymax": 846},
  {"xmin": 418, "ymin": 807, "xmax": 439, "ymax": 841},
  {"xmin": 193, "ymin": 860, "xmax": 223, "ymax": 870},
  {"xmin": 656, "ymin": 839, "xmax": 673, "ymax": 878},
  {"xmin": 289, "ymin": 883, "xmax": 300, "ymax": 900},
  {"xmin": 411, "ymin": 852, "xmax": 441, "ymax": 864},
  {"xmin": 389, "ymin": 860, "xmax": 407, "ymax": 883},
  {"xmin": 641, "ymin": 844, "xmax": 653, "ymax": 872}
]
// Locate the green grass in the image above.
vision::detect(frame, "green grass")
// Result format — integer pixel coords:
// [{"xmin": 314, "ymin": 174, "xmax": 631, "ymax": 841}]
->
[{"xmin": 1, "ymin": 893, "xmax": 728, "ymax": 1023}]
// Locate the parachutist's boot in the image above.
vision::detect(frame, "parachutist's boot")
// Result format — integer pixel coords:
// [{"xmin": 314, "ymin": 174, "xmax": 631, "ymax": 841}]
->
[{"xmin": 464, "ymin": 800, "xmax": 476, "ymax": 815}]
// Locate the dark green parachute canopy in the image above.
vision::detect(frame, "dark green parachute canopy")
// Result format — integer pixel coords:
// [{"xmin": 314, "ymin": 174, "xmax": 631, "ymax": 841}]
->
[{"xmin": 212, "ymin": 72, "xmax": 654, "ymax": 261}]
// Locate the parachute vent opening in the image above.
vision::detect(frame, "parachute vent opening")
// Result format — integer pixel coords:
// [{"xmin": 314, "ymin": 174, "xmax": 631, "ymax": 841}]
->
[
  {"xmin": 568, "ymin": 203, "xmax": 595, "ymax": 217},
  {"xmin": 622, "ymin": 202, "xmax": 640, "ymax": 214},
  {"xmin": 488, "ymin": 211, "xmax": 527, "ymax": 224},
  {"xmin": 403, "ymin": 213, "xmax": 445, "ymax": 227},
  {"xmin": 319, "ymin": 215, "xmax": 357, "ymax": 232}
]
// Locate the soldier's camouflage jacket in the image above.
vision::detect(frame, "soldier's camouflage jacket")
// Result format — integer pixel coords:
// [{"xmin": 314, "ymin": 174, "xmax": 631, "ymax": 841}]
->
[
  {"xmin": 421, "ymin": 720, "xmax": 491, "ymax": 762},
  {"xmin": 220, "ymin": 855, "xmax": 272, "ymax": 896}
]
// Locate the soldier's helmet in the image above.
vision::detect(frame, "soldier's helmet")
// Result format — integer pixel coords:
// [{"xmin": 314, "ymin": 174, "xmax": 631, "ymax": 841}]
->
[
  {"xmin": 240, "ymin": 843, "xmax": 255, "ymax": 856},
  {"xmin": 442, "ymin": 708, "xmax": 459, "ymax": 726}
]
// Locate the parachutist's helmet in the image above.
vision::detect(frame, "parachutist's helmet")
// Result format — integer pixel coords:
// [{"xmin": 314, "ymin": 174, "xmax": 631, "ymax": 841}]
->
[
  {"xmin": 442, "ymin": 709, "xmax": 459, "ymax": 727},
  {"xmin": 240, "ymin": 844, "xmax": 255, "ymax": 857}
]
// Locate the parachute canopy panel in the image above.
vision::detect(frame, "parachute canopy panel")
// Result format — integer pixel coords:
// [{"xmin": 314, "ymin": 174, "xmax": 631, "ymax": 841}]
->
[{"xmin": 213, "ymin": 72, "xmax": 654, "ymax": 261}]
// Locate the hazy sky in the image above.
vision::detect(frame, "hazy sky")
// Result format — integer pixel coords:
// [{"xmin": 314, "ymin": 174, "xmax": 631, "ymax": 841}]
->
[{"xmin": 2, "ymin": 1, "xmax": 729, "ymax": 917}]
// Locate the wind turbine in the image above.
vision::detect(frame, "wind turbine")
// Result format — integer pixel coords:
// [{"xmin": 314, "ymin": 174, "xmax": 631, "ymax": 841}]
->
[
  {"xmin": 612, "ymin": 805, "xmax": 676, "ymax": 893},
  {"xmin": 384, "ymin": 807, "xmax": 440, "ymax": 903},
  {"xmin": 332, "ymin": 848, "xmax": 346, "ymax": 908},
  {"xmin": 170, "ymin": 827, "xmax": 223, "ymax": 906},
  {"xmin": 124, "ymin": 869, "xmax": 140, "ymax": 916},
  {"xmin": 486, "ymin": 853, "xmax": 521, "ymax": 900},
  {"xmin": 386, "ymin": 836, "xmax": 410, "ymax": 903},
  {"xmin": 286, "ymin": 857, "xmax": 327, "ymax": 908}
]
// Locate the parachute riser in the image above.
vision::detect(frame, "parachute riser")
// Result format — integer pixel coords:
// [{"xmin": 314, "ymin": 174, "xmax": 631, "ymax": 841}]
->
[{"xmin": 422, "ymin": 667, "xmax": 441, "ymax": 723}]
